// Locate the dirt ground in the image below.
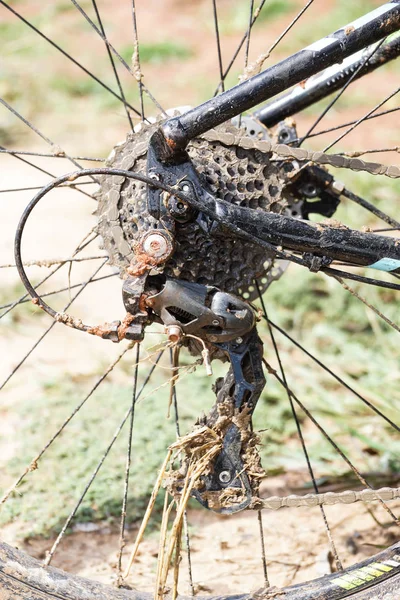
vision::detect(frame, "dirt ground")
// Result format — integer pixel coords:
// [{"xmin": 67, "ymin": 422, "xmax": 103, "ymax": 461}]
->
[
  {"xmin": 1, "ymin": 0, "xmax": 399, "ymax": 596},
  {"xmin": 2, "ymin": 477, "xmax": 399, "ymax": 595}
]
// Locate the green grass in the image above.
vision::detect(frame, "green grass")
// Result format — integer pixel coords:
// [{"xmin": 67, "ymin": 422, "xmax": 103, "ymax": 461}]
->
[
  {"xmin": 1, "ymin": 248, "xmax": 399, "ymax": 539},
  {"xmin": 219, "ymin": 0, "xmax": 295, "ymax": 35},
  {"xmin": 121, "ymin": 42, "xmax": 193, "ymax": 66},
  {"xmin": 279, "ymin": 0, "xmax": 379, "ymax": 53}
]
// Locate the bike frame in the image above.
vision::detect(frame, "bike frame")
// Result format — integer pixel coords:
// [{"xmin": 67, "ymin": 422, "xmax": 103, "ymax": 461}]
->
[
  {"xmin": 148, "ymin": 1, "xmax": 400, "ymax": 277},
  {"xmin": 158, "ymin": 1, "xmax": 400, "ymax": 154}
]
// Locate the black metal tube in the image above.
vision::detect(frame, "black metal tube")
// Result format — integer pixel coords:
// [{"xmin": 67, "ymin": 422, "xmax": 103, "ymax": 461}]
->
[
  {"xmin": 222, "ymin": 204, "xmax": 400, "ymax": 271},
  {"xmin": 158, "ymin": 1, "xmax": 400, "ymax": 158},
  {"xmin": 255, "ymin": 34, "xmax": 400, "ymax": 127}
]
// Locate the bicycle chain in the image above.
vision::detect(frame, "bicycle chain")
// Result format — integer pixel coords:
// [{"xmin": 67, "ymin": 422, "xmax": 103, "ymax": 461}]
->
[
  {"xmin": 199, "ymin": 128, "xmax": 400, "ymax": 510},
  {"xmin": 200, "ymin": 128, "xmax": 400, "ymax": 179},
  {"xmin": 253, "ymin": 486, "xmax": 400, "ymax": 510}
]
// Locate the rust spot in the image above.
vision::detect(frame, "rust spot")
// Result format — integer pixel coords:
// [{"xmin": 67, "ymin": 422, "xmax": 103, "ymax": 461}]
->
[
  {"xmin": 117, "ymin": 313, "xmax": 135, "ymax": 341},
  {"xmin": 165, "ymin": 136, "xmax": 180, "ymax": 152},
  {"xmin": 87, "ymin": 322, "xmax": 116, "ymax": 338},
  {"xmin": 31, "ymin": 298, "xmax": 40, "ymax": 305},
  {"xmin": 127, "ymin": 251, "xmax": 158, "ymax": 277},
  {"xmin": 299, "ymin": 79, "xmax": 307, "ymax": 89},
  {"xmin": 139, "ymin": 293, "xmax": 150, "ymax": 312},
  {"xmin": 345, "ymin": 25, "xmax": 355, "ymax": 35}
]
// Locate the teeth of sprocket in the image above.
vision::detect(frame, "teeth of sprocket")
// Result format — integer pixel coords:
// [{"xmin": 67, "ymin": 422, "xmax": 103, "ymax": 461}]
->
[{"xmin": 95, "ymin": 118, "xmax": 289, "ymax": 298}]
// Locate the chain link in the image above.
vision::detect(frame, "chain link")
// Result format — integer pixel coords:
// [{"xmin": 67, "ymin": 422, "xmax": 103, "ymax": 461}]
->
[
  {"xmin": 252, "ymin": 486, "xmax": 400, "ymax": 510},
  {"xmin": 201, "ymin": 129, "xmax": 400, "ymax": 179}
]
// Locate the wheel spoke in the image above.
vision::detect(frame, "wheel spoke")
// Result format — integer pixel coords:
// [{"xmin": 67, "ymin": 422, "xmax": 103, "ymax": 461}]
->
[
  {"xmin": 212, "ymin": 0, "xmax": 225, "ymax": 93},
  {"xmin": 90, "ymin": 0, "xmax": 134, "ymax": 131},
  {"xmin": 0, "ymin": 344, "xmax": 133, "ymax": 506},
  {"xmin": 69, "ymin": 0, "xmax": 164, "ymax": 117},
  {"xmin": 43, "ymin": 345, "xmax": 165, "ymax": 566},
  {"xmin": 241, "ymin": 0, "xmax": 316, "ymax": 81},
  {"xmin": 131, "ymin": 0, "xmax": 145, "ymax": 121},
  {"xmin": 117, "ymin": 343, "xmax": 140, "ymax": 583},
  {"xmin": 214, "ymin": 0, "xmax": 267, "ymax": 95},
  {"xmin": 0, "ymin": 148, "xmax": 105, "ymax": 161},
  {"xmin": 0, "ymin": 272, "xmax": 116, "ymax": 312},
  {"xmin": 302, "ymin": 107, "xmax": 400, "ymax": 142},
  {"xmin": 299, "ymin": 38, "xmax": 388, "ymax": 146},
  {"xmin": 324, "ymin": 86, "xmax": 400, "ymax": 153},
  {"xmin": 0, "ymin": 230, "xmax": 98, "ymax": 319},
  {"xmin": 256, "ymin": 510, "xmax": 269, "ymax": 588},
  {"xmin": 0, "ymin": 0, "xmax": 141, "ymax": 117},
  {"xmin": 266, "ymin": 318, "xmax": 400, "ymax": 434},
  {"xmin": 263, "ymin": 359, "xmax": 400, "ymax": 526},
  {"xmin": 0, "ymin": 259, "xmax": 107, "ymax": 391},
  {"xmin": 0, "ymin": 97, "xmax": 98, "ymax": 181},
  {"xmin": 0, "ymin": 255, "xmax": 108, "ymax": 269},
  {"xmin": 257, "ymin": 281, "xmax": 343, "ymax": 572},
  {"xmin": 169, "ymin": 347, "xmax": 195, "ymax": 596},
  {"xmin": 341, "ymin": 188, "xmax": 400, "ymax": 230},
  {"xmin": 0, "ymin": 146, "xmax": 96, "ymax": 200},
  {"xmin": 334, "ymin": 277, "xmax": 400, "ymax": 334}
]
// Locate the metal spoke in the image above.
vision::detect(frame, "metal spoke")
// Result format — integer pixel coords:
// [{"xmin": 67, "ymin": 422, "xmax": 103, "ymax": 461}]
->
[
  {"xmin": 0, "ymin": 259, "xmax": 107, "ymax": 391},
  {"xmin": 244, "ymin": 0, "xmax": 254, "ymax": 72},
  {"xmin": 0, "ymin": 230, "xmax": 99, "ymax": 319},
  {"xmin": 0, "ymin": 273, "xmax": 116, "ymax": 312},
  {"xmin": 169, "ymin": 347, "xmax": 195, "ymax": 596},
  {"xmin": 214, "ymin": 0, "xmax": 267, "ymax": 95},
  {"xmin": 0, "ymin": 344, "xmax": 133, "ymax": 506},
  {"xmin": 324, "ymin": 86, "xmax": 400, "ymax": 153},
  {"xmin": 0, "ymin": 255, "xmax": 108, "ymax": 269},
  {"xmin": 69, "ymin": 0, "xmax": 164, "ymax": 116},
  {"xmin": 257, "ymin": 510, "xmax": 269, "ymax": 588},
  {"xmin": 212, "ymin": 0, "xmax": 225, "ymax": 93},
  {"xmin": 334, "ymin": 277, "xmax": 400, "ymax": 334},
  {"xmin": 265, "ymin": 318, "xmax": 400, "ymax": 434},
  {"xmin": 0, "ymin": 143, "xmax": 54, "ymax": 178},
  {"xmin": 131, "ymin": 0, "xmax": 145, "ymax": 121},
  {"xmin": 240, "ymin": 0, "xmax": 316, "ymax": 81},
  {"xmin": 0, "ymin": 0, "xmax": 141, "ymax": 117},
  {"xmin": 263, "ymin": 358, "xmax": 400, "ymax": 527},
  {"xmin": 341, "ymin": 188, "xmax": 400, "ymax": 230},
  {"xmin": 91, "ymin": 0, "xmax": 134, "ymax": 131},
  {"xmin": 117, "ymin": 343, "xmax": 140, "ymax": 583},
  {"xmin": 0, "ymin": 97, "xmax": 97, "ymax": 181},
  {"xmin": 302, "ymin": 107, "xmax": 400, "ymax": 141},
  {"xmin": 0, "ymin": 146, "xmax": 95, "ymax": 200},
  {"xmin": 238, "ymin": 0, "xmax": 255, "ymax": 128},
  {"xmin": 0, "ymin": 182, "xmax": 96, "ymax": 195},
  {"xmin": 44, "ymin": 346, "xmax": 164, "ymax": 566},
  {"xmin": 0, "ymin": 147, "xmax": 105, "ymax": 161},
  {"xmin": 299, "ymin": 38, "xmax": 387, "ymax": 146},
  {"xmin": 257, "ymin": 282, "xmax": 343, "ymax": 572}
]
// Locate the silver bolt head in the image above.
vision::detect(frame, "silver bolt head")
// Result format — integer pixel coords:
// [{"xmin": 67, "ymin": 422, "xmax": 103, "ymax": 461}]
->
[
  {"xmin": 219, "ymin": 470, "xmax": 231, "ymax": 484},
  {"xmin": 142, "ymin": 232, "xmax": 169, "ymax": 259},
  {"xmin": 212, "ymin": 319, "xmax": 220, "ymax": 326},
  {"xmin": 235, "ymin": 337, "xmax": 243, "ymax": 344}
]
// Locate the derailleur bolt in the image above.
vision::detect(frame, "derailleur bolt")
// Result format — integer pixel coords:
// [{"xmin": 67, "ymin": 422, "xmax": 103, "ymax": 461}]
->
[
  {"xmin": 219, "ymin": 470, "xmax": 231, "ymax": 484},
  {"xmin": 165, "ymin": 325, "xmax": 183, "ymax": 343}
]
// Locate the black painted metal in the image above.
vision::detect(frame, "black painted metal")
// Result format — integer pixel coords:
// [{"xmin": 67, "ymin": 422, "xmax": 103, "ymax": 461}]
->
[
  {"xmin": 256, "ymin": 34, "xmax": 400, "ymax": 127},
  {"xmin": 158, "ymin": 2, "xmax": 400, "ymax": 157}
]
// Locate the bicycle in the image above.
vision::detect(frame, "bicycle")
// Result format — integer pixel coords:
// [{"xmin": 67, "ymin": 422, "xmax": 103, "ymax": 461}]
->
[{"xmin": 0, "ymin": 1, "xmax": 399, "ymax": 598}]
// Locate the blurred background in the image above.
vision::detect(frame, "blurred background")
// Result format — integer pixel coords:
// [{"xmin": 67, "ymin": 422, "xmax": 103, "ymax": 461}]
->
[{"xmin": 0, "ymin": 0, "xmax": 399, "ymax": 593}]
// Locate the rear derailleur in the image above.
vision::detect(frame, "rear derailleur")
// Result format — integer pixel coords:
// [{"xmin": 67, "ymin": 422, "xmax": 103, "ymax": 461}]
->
[{"xmin": 123, "ymin": 272, "xmax": 266, "ymax": 514}]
